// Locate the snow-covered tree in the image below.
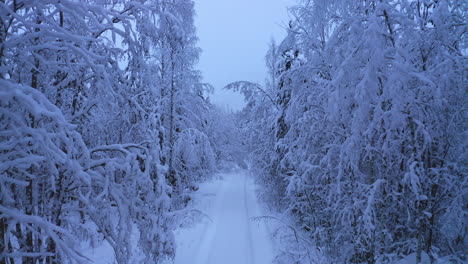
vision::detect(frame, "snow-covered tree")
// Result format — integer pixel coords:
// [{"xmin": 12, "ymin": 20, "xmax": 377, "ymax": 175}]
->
[
  {"xmin": 1, "ymin": 0, "xmax": 214, "ymax": 262},
  {"xmin": 153, "ymin": 0, "xmax": 215, "ymax": 207},
  {"xmin": 240, "ymin": 0, "xmax": 467, "ymax": 263}
]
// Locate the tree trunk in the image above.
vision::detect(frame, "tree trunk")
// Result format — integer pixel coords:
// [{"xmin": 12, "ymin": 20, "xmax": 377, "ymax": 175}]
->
[{"xmin": 168, "ymin": 54, "xmax": 176, "ymax": 188}]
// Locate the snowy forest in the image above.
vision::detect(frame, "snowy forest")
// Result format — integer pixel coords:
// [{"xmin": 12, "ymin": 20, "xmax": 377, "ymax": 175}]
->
[{"xmin": 0, "ymin": 0, "xmax": 466, "ymax": 264}]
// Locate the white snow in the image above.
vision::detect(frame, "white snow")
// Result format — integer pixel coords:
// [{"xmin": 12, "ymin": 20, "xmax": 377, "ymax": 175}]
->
[
  {"xmin": 393, "ymin": 252, "xmax": 430, "ymax": 264},
  {"xmin": 173, "ymin": 170, "xmax": 274, "ymax": 264},
  {"xmin": 82, "ymin": 241, "xmax": 115, "ymax": 264}
]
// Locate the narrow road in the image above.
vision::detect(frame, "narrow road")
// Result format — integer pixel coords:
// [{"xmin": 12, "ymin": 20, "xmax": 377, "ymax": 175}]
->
[{"xmin": 173, "ymin": 170, "xmax": 274, "ymax": 264}]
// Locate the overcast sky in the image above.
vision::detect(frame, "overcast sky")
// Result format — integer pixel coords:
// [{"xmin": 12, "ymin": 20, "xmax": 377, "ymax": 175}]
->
[{"xmin": 194, "ymin": 0, "xmax": 294, "ymax": 111}]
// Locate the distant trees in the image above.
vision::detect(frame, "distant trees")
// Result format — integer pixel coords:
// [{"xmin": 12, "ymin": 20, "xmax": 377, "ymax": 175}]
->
[
  {"xmin": 1, "ymin": 0, "xmax": 216, "ymax": 263},
  {"xmin": 239, "ymin": 0, "xmax": 467, "ymax": 263},
  {"xmin": 206, "ymin": 106, "xmax": 248, "ymax": 170}
]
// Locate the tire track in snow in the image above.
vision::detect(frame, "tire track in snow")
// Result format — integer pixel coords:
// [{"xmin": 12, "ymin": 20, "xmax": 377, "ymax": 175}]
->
[
  {"xmin": 173, "ymin": 170, "xmax": 274, "ymax": 264},
  {"xmin": 195, "ymin": 179, "xmax": 225, "ymax": 264},
  {"xmin": 244, "ymin": 170, "xmax": 255, "ymax": 264}
]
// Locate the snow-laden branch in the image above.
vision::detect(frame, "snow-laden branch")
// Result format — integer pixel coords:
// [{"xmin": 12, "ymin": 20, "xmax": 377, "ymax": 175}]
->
[{"xmin": 224, "ymin": 81, "xmax": 279, "ymax": 110}]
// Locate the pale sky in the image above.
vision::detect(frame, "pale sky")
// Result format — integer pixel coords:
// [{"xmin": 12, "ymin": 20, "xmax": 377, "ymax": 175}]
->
[{"xmin": 194, "ymin": 0, "xmax": 294, "ymax": 111}]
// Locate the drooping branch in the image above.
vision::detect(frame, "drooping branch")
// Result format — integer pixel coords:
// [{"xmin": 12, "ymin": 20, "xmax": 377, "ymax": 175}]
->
[{"xmin": 224, "ymin": 81, "xmax": 279, "ymax": 110}]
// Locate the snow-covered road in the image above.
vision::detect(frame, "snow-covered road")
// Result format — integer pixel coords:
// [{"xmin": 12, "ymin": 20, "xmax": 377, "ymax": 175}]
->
[{"xmin": 173, "ymin": 170, "xmax": 274, "ymax": 264}]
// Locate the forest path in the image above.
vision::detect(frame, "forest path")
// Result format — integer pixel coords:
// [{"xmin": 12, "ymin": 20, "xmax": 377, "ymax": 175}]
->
[{"xmin": 173, "ymin": 170, "xmax": 274, "ymax": 264}]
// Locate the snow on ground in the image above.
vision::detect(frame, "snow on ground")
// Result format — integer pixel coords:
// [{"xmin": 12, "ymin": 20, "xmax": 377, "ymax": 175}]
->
[
  {"xmin": 173, "ymin": 170, "xmax": 275, "ymax": 264},
  {"xmin": 81, "ymin": 240, "xmax": 115, "ymax": 264},
  {"xmin": 80, "ymin": 213, "xmax": 144, "ymax": 263}
]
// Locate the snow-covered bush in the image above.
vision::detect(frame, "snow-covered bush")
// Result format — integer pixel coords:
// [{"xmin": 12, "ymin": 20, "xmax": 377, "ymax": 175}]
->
[
  {"xmin": 85, "ymin": 142, "xmax": 174, "ymax": 263},
  {"xmin": 0, "ymin": 80, "xmax": 89, "ymax": 263},
  {"xmin": 174, "ymin": 128, "xmax": 216, "ymax": 183}
]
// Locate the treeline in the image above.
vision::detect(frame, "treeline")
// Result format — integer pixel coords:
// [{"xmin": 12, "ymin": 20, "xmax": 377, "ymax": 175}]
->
[
  {"xmin": 238, "ymin": 0, "xmax": 466, "ymax": 263},
  {"xmin": 0, "ymin": 1, "xmax": 234, "ymax": 263}
]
